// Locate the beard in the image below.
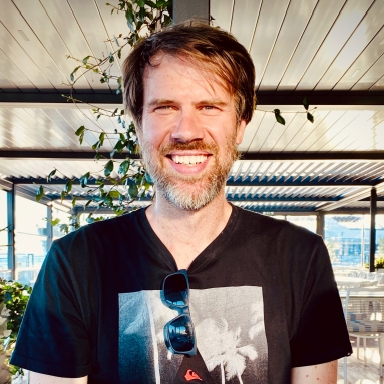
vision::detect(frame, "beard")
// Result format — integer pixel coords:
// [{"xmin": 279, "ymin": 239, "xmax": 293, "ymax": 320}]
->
[{"xmin": 140, "ymin": 135, "xmax": 239, "ymax": 211}]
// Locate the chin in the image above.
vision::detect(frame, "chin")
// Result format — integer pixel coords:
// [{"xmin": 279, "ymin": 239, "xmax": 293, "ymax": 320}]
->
[{"xmin": 160, "ymin": 178, "xmax": 225, "ymax": 211}]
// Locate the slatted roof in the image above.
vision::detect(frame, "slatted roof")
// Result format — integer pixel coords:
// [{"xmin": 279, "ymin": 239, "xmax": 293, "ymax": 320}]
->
[{"xmin": 0, "ymin": 0, "xmax": 384, "ymax": 213}]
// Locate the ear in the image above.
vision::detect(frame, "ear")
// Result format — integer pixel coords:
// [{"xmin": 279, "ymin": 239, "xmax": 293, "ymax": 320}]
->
[{"xmin": 236, "ymin": 119, "xmax": 247, "ymax": 145}]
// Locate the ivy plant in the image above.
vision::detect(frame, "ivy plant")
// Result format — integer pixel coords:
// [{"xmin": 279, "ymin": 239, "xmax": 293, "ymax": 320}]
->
[{"xmin": 0, "ymin": 280, "xmax": 32, "ymax": 381}]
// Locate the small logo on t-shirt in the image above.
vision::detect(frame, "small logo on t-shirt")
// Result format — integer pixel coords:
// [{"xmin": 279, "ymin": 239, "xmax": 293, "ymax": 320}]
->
[{"xmin": 184, "ymin": 369, "xmax": 202, "ymax": 381}]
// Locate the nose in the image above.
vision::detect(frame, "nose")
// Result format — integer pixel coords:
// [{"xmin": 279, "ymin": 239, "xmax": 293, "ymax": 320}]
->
[{"xmin": 170, "ymin": 108, "xmax": 204, "ymax": 143}]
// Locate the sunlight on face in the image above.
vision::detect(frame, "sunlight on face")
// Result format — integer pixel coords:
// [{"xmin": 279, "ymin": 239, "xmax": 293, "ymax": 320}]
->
[{"xmin": 139, "ymin": 54, "xmax": 245, "ymax": 210}]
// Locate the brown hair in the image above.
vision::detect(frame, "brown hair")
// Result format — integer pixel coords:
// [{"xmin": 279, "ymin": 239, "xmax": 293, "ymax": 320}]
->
[{"xmin": 122, "ymin": 21, "xmax": 256, "ymax": 128}]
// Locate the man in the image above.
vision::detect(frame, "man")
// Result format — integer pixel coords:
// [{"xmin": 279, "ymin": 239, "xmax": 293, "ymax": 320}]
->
[{"xmin": 11, "ymin": 22, "xmax": 351, "ymax": 383}]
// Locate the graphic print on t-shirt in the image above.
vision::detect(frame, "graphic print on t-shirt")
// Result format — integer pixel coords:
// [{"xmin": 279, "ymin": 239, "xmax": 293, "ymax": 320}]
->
[{"xmin": 119, "ymin": 286, "xmax": 268, "ymax": 384}]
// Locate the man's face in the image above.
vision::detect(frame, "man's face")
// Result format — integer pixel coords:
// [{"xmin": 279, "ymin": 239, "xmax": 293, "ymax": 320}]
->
[{"xmin": 138, "ymin": 53, "xmax": 247, "ymax": 210}]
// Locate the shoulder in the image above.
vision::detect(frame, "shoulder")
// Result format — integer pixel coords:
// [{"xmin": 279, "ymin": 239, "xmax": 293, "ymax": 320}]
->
[
  {"xmin": 48, "ymin": 208, "xmax": 145, "ymax": 262},
  {"xmin": 235, "ymin": 206, "xmax": 320, "ymax": 243},
  {"xmin": 55, "ymin": 208, "xmax": 143, "ymax": 243}
]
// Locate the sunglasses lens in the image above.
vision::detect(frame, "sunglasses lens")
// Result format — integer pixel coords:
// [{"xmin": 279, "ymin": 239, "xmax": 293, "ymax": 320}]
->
[
  {"xmin": 168, "ymin": 315, "xmax": 195, "ymax": 353},
  {"xmin": 163, "ymin": 273, "xmax": 188, "ymax": 306}
]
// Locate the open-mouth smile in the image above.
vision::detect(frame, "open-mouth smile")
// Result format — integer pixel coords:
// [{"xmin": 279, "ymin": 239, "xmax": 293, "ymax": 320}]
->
[{"xmin": 169, "ymin": 154, "xmax": 209, "ymax": 166}]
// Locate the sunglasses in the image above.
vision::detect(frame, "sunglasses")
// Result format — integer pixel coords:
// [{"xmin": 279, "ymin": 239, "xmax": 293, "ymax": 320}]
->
[{"xmin": 161, "ymin": 269, "xmax": 197, "ymax": 356}]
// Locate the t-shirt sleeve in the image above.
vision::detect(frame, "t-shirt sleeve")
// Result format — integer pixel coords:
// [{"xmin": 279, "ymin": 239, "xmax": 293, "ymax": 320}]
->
[
  {"xmin": 290, "ymin": 236, "xmax": 352, "ymax": 367},
  {"xmin": 10, "ymin": 238, "xmax": 92, "ymax": 378}
]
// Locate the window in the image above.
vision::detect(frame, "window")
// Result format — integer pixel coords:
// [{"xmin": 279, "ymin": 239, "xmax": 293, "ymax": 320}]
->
[
  {"xmin": 323, "ymin": 214, "xmax": 379, "ymax": 267},
  {"xmin": 15, "ymin": 196, "xmax": 50, "ymax": 285},
  {"xmin": 0, "ymin": 189, "xmax": 11, "ymax": 279},
  {"xmin": 286, "ymin": 215, "xmax": 317, "ymax": 233}
]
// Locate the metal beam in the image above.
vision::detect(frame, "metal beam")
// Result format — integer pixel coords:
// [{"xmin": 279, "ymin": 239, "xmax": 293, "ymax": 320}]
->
[
  {"xmin": 52, "ymin": 195, "xmax": 339, "ymax": 203},
  {"xmin": 7, "ymin": 177, "xmax": 376, "ymax": 187},
  {"xmin": 370, "ymin": 188, "xmax": 377, "ymax": 273},
  {"xmin": 1, "ymin": 90, "xmax": 383, "ymax": 105},
  {"xmin": 173, "ymin": 0, "xmax": 210, "ymax": 24},
  {"xmin": 0, "ymin": 178, "xmax": 13, "ymax": 191},
  {"xmin": 16, "ymin": 185, "xmax": 52, "ymax": 204},
  {"xmin": 2, "ymin": 150, "xmax": 384, "ymax": 161},
  {"xmin": 0, "ymin": 150, "xmax": 138, "ymax": 160},
  {"xmin": 317, "ymin": 181, "xmax": 384, "ymax": 211}
]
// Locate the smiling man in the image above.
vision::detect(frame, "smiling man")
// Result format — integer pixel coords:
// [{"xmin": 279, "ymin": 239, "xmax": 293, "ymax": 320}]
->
[{"xmin": 11, "ymin": 22, "xmax": 351, "ymax": 384}]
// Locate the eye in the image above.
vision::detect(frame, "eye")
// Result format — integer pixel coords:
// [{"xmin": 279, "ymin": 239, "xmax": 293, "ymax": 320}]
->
[
  {"xmin": 154, "ymin": 105, "xmax": 176, "ymax": 115},
  {"xmin": 200, "ymin": 105, "xmax": 221, "ymax": 115}
]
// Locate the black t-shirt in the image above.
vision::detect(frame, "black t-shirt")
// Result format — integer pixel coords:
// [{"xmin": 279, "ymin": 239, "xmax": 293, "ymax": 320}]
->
[{"xmin": 11, "ymin": 206, "xmax": 352, "ymax": 383}]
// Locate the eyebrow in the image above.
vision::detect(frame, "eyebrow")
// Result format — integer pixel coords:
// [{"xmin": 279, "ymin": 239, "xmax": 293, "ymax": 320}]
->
[{"xmin": 146, "ymin": 99, "xmax": 175, "ymax": 108}]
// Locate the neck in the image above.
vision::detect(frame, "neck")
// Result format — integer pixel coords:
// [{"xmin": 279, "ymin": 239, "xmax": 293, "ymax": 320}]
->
[{"xmin": 145, "ymin": 189, "xmax": 232, "ymax": 270}]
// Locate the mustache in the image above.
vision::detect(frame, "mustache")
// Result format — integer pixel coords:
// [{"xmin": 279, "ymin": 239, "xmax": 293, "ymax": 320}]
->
[{"xmin": 157, "ymin": 141, "xmax": 219, "ymax": 155}]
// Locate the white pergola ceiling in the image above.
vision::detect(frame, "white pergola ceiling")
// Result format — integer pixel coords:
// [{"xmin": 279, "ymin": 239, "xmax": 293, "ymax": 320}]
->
[{"xmin": 0, "ymin": 0, "xmax": 384, "ymax": 212}]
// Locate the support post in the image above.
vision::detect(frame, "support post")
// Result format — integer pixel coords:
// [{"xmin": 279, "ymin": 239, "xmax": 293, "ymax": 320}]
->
[
  {"xmin": 369, "ymin": 188, "xmax": 377, "ymax": 272},
  {"xmin": 7, "ymin": 185, "xmax": 16, "ymax": 280},
  {"xmin": 172, "ymin": 0, "xmax": 210, "ymax": 24},
  {"xmin": 317, "ymin": 212, "xmax": 325, "ymax": 238},
  {"xmin": 46, "ymin": 204, "xmax": 53, "ymax": 251}
]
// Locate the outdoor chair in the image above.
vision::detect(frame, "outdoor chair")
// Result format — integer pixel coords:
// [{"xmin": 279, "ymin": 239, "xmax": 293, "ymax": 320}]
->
[{"xmin": 346, "ymin": 297, "xmax": 384, "ymax": 377}]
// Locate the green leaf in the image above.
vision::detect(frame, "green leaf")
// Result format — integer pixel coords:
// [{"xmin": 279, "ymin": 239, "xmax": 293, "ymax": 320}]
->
[
  {"xmin": 118, "ymin": 159, "xmax": 130, "ymax": 175},
  {"xmin": 137, "ymin": 0, "xmax": 145, "ymax": 7},
  {"xmin": 80, "ymin": 172, "xmax": 90, "ymax": 188},
  {"xmin": 125, "ymin": 8, "xmax": 135, "ymax": 31},
  {"xmin": 138, "ymin": 7, "xmax": 145, "ymax": 22},
  {"xmin": 71, "ymin": 197, "xmax": 77, "ymax": 208},
  {"xmin": 117, "ymin": 116, "xmax": 121, "ymax": 124},
  {"xmin": 117, "ymin": 49, "xmax": 122, "ymax": 59},
  {"xmin": 84, "ymin": 200, "xmax": 92, "ymax": 208},
  {"xmin": 47, "ymin": 169, "xmax": 56, "ymax": 182},
  {"xmin": 86, "ymin": 214, "xmax": 95, "ymax": 224},
  {"xmin": 75, "ymin": 126, "xmax": 86, "ymax": 136},
  {"xmin": 163, "ymin": 14, "xmax": 171, "ymax": 25},
  {"xmin": 114, "ymin": 140, "xmax": 125, "ymax": 153},
  {"xmin": 99, "ymin": 132, "xmax": 105, "ymax": 146},
  {"xmin": 79, "ymin": 132, "xmax": 84, "ymax": 145},
  {"xmin": 65, "ymin": 180, "xmax": 73, "ymax": 194},
  {"xmin": 69, "ymin": 66, "xmax": 81, "ymax": 82},
  {"xmin": 303, "ymin": 97, "xmax": 309, "ymax": 111},
  {"xmin": 82, "ymin": 56, "xmax": 91, "ymax": 65},
  {"xmin": 274, "ymin": 109, "xmax": 285, "ymax": 125},
  {"xmin": 104, "ymin": 160, "xmax": 114, "ymax": 177},
  {"xmin": 103, "ymin": 195, "xmax": 112, "ymax": 205},
  {"xmin": 36, "ymin": 185, "xmax": 44, "ymax": 201},
  {"xmin": 50, "ymin": 218, "xmax": 60, "ymax": 226},
  {"xmin": 109, "ymin": 190, "xmax": 120, "ymax": 199},
  {"xmin": 307, "ymin": 112, "xmax": 314, "ymax": 123},
  {"xmin": 128, "ymin": 183, "xmax": 138, "ymax": 199},
  {"xmin": 146, "ymin": 0, "xmax": 157, "ymax": 7},
  {"xmin": 155, "ymin": 0, "xmax": 168, "ymax": 7},
  {"xmin": 92, "ymin": 141, "xmax": 100, "ymax": 151},
  {"xmin": 108, "ymin": 53, "xmax": 114, "ymax": 63},
  {"xmin": 144, "ymin": 172, "xmax": 153, "ymax": 185},
  {"xmin": 60, "ymin": 191, "xmax": 66, "ymax": 202}
]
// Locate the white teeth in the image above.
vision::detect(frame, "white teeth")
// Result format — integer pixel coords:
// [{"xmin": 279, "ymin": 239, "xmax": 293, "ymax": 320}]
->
[{"xmin": 171, "ymin": 155, "xmax": 207, "ymax": 165}]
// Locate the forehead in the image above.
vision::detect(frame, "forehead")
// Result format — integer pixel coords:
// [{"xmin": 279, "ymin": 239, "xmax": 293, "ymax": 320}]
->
[{"xmin": 143, "ymin": 53, "xmax": 232, "ymax": 100}]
